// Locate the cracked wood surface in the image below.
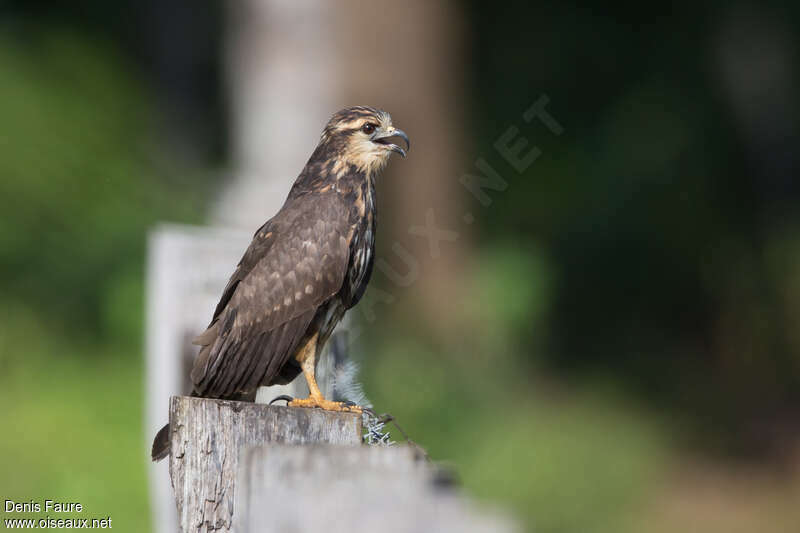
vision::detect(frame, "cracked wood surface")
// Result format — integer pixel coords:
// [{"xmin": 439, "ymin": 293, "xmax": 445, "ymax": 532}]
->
[{"xmin": 168, "ymin": 395, "xmax": 362, "ymax": 532}]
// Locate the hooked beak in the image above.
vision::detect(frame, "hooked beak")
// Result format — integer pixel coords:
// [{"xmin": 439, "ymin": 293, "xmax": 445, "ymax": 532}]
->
[{"xmin": 373, "ymin": 127, "xmax": 410, "ymax": 158}]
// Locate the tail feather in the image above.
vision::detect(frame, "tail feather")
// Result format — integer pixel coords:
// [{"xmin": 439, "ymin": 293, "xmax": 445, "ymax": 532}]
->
[{"xmin": 151, "ymin": 423, "xmax": 171, "ymax": 462}]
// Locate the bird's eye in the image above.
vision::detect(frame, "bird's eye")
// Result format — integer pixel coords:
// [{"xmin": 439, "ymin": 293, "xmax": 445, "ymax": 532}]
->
[{"xmin": 361, "ymin": 123, "xmax": 376, "ymax": 135}]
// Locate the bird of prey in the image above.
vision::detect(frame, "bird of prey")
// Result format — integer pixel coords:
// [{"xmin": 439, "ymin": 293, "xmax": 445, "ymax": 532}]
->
[{"xmin": 151, "ymin": 106, "xmax": 409, "ymax": 461}]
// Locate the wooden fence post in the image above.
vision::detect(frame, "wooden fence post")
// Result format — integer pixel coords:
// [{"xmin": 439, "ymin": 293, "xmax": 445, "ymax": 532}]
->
[{"xmin": 168, "ymin": 396, "xmax": 362, "ymax": 532}]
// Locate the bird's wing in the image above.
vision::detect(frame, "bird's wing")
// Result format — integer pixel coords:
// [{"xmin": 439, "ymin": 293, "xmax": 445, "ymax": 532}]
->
[{"xmin": 191, "ymin": 191, "xmax": 352, "ymax": 398}]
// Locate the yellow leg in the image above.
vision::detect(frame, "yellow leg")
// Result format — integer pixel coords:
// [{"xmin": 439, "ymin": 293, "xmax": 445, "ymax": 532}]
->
[{"xmin": 287, "ymin": 333, "xmax": 361, "ymax": 413}]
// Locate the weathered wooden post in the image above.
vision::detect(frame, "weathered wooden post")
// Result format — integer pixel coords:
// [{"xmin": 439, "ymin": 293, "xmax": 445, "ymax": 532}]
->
[
  {"xmin": 166, "ymin": 397, "xmax": 519, "ymax": 533},
  {"xmin": 168, "ymin": 396, "xmax": 362, "ymax": 532}
]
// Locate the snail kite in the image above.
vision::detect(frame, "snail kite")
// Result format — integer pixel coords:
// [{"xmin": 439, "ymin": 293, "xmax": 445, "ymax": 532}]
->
[{"xmin": 151, "ymin": 106, "xmax": 409, "ymax": 461}]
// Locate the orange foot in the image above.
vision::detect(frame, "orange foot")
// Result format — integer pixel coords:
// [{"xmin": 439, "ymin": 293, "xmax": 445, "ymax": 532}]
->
[
  {"xmin": 271, "ymin": 394, "xmax": 362, "ymax": 413},
  {"xmin": 289, "ymin": 396, "xmax": 362, "ymax": 413}
]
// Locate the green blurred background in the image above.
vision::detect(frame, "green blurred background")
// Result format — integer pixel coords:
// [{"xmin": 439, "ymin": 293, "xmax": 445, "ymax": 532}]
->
[{"xmin": 2, "ymin": 1, "xmax": 800, "ymax": 532}]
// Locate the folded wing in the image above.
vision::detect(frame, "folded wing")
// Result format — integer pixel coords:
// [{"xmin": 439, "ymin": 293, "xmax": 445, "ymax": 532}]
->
[{"xmin": 191, "ymin": 192, "xmax": 352, "ymax": 399}]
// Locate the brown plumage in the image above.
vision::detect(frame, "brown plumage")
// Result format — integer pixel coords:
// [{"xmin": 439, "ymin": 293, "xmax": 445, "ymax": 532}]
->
[{"xmin": 151, "ymin": 106, "xmax": 409, "ymax": 461}]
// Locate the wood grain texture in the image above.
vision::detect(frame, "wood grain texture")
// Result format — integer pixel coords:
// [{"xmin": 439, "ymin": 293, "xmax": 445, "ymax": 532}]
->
[
  {"xmin": 168, "ymin": 395, "xmax": 362, "ymax": 532},
  {"xmin": 235, "ymin": 445, "xmax": 519, "ymax": 533}
]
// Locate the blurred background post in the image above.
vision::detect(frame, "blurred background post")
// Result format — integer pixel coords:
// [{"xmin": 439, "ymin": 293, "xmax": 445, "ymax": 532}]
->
[
  {"xmin": 147, "ymin": 1, "xmax": 466, "ymax": 531},
  {"xmin": 2, "ymin": 1, "xmax": 800, "ymax": 532},
  {"xmin": 145, "ymin": 2, "xmax": 339, "ymax": 529}
]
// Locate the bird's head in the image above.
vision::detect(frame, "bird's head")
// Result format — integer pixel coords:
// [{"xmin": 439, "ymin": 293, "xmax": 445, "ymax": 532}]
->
[{"xmin": 320, "ymin": 106, "xmax": 410, "ymax": 176}]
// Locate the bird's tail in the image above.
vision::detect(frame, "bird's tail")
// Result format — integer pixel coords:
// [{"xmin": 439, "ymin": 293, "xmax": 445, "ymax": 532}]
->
[
  {"xmin": 151, "ymin": 423, "xmax": 171, "ymax": 462},
  {"xmin": 151, "ymin": 390, "xmax": 205, "ymax": 462}
]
